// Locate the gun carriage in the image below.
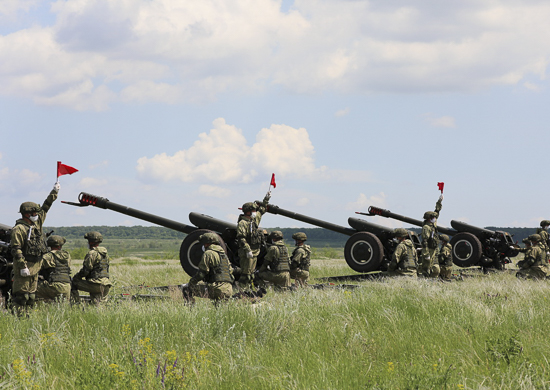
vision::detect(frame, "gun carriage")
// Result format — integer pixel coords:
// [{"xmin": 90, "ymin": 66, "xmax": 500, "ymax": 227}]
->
[
  {"xmin": 0, "ymin": 223, "xmax": 14, "ymax": 304},
  {"xmin": 365, "ymin": 206, "xmax": 519, "ymax": 270}
]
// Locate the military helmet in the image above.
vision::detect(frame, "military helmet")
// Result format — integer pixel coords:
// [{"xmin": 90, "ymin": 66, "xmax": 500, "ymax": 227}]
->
[
  {"xmin": 528, "ymin": 234, "xmax": 541, "ymax": 242},
  {"xmin": 522, "ymin": 238, "xmax": 531, "ymax": 245},
  {"xmin": 19, "ymin": 201, "xmax": 40, "ymax": 214},
  {"xmin": 292, "ymin": 232, "xmax": 307, "ymax": 241},
  {"xmin": 84, "ymin": 231, "xmax": 103, "ymax": 243},
  {"xmin": 393, "ymin": 228, "xmax": 408, "ymax": 238},
  {"xmin": 269, "ymin": 230, "xmax": 284, "ymax": 241},
  {"xmin": 199, "ymin": 232, "xmax": 219, "ymax": 245},
  {"xmin": 241, "ymin": 202, "xmax": 257, "ymax": 213},
  {"xmin": 540, "ymin": 220, "xmax": 550, "ymax": 227},
  {"xmin": 423, "ymin": 211, "xmax": 437, "ymax": 220},
  {"xmin": 440, "ymin": 234, "xmax": 450, "ymax": 242},
  {"xmin": 47, "ymin": 235, "xmax": 66, "ymax": 247}
]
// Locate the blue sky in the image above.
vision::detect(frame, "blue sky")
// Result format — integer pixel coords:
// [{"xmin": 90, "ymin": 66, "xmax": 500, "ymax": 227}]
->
[{"xmin": 1, "ymin": 0, "xmax": 549, "ymax": 233}]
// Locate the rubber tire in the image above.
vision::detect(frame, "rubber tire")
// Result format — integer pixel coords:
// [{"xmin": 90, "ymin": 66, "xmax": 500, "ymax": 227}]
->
[
  {"xmin": 344, "ymin": 232, "xmax": 384, "ymax": 273},
  {"xmin": 450, "ymin": 232, "xmax": 482, "ymax": 267},
  {"xmin": 179, "ymin": 229, "xmax": 227, "ymax": 277}
]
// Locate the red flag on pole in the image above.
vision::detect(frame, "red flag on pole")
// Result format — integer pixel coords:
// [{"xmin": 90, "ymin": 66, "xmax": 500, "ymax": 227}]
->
[
  {"xmin": 57, "ymin": 161, "xmax": 78, "ymax": 178},
  {"xmin": 270, "ymin": 173, "xmax": 276, "ymax": 188},
  {"xmin": 437, "ymin": 182, "xmax": 444, "ymax": 193}
]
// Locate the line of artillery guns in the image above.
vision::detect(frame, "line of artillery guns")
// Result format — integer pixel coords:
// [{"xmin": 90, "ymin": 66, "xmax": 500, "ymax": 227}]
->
[{"xmin": 0, "ymin": 191, "xmax": 521, "ymax": 300}]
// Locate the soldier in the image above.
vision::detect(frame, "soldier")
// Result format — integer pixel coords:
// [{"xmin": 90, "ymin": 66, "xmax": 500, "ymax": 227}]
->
[
  {"xmin": 536, "ymin": 220, "xmax": 550, "ymax": 262},
  {"xmin": 257, "ymin": 231, "xmax": 291, "ymax": 289},
  {"xmin": 36, "ymin": 235, "xmax": 71, "ymax": 302},
  {"xmin": 420, "ymin": 195, "xmax": 443, "ymax": 278},
  {"xmin": 516, "ymin": 234, "xmax": 548, "ymax": 279},
  {"xmin": 10, "ymin": 183, "xmax": 60, "ymax": 315},
  {"xmin": 187, "ymin": 233, "xmax": 234, "ymax": 302},
  {"xmin": 386, "ymin": 228, "xmax": 417, "ymax": 277},
  {"xmin": 290, "ymin": 232, "xmax": 311, "ymax": 287},
  {"xmin": 71, "ymin": 232, "xmax": 111, "ymax": 303},
  {"xmin": 236, "ymin": 192, "xmax": 271, "ymax": 290},
  {"xmin": 438, "ymin": 234, "xmax": 453, "ymax": 280}
]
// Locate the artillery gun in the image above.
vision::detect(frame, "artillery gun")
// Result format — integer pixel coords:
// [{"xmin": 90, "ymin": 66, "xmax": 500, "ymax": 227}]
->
[
  {"xmin": 265, "ymin": 204, "xmax": 422, "ymax": 273},
  {"xmin": 63, "ymin": 192, "xmax": 256, "ymax": 277},
  {"xmin": 364, "ymin": 206, "xmax": 519, "ymax": 270},
  {"xmin": 0, "ymin": 223, "xmax": 14, "ymax": 305}
]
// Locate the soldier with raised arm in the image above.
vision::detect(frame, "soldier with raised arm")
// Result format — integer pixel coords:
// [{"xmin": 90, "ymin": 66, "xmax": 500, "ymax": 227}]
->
[
  {"xmin": 10, "ymin": 183, "xmax": 60, "ymax": 314},
  {"xmin": 420, "ymin": 195, "xmax": 443, "ymax": 278}
]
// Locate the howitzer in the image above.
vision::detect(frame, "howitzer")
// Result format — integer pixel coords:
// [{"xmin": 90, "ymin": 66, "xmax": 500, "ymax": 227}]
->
[
  {"xmin": 63, "ymin": 192, "xmax": 261, "ymax": 277},
  {"xmin": 0, "ymin": 223, "xmax": 14, "ymax": 306},
  {"xmin": 265, "ymin": 204, "xmax": 419, "ymax": 273},
  {"xmin": 364, "ymin": 206, "xmax": 519, "ymax": 270}
]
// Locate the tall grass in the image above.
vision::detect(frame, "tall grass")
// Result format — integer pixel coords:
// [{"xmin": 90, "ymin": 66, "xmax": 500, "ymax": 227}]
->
[{"xmin": 1, "ymin": 260, "xmax": 550, "ymax": 389}]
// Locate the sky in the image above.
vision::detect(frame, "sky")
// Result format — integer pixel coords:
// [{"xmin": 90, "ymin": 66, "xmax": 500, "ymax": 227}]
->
[{"xmin": 1, "ymin": 0, "xmax": 549, "ymax": 233}]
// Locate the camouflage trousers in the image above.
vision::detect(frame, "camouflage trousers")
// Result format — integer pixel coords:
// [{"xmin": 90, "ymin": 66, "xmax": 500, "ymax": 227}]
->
[
  {"xmin": 258, "ymin": 270, "xmax": 291, "ymax": 289},
  {"xmin": 420, "ymin": 247, "xmax": 440, "ymax": 278},
  {"xmin": 516, "ymin": 266, "xmax": 548, "ymax": 280},
  {"xmin": 439, "ymin": 265, "xmax": 453, "ymax": 280},
  {"xmin": 72, "ymin": 279, "xmax": 111, "ymax": 303},
  {"xmin": 238, "ymin": 252, "xmax": 258, "ymax": 290},
  {"xmin": 290, "ymin": 268, "xmax": 309, "ymax": 287},
  {"xmin": 36, "ymin": 281, "xmax": 71, "ymax": 301},
  {"xmin": 190, "ymin": 282, "xmax": 233, "ymax": 301}
]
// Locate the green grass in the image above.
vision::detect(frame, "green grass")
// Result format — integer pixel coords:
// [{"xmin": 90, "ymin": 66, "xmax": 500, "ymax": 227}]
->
[{"xmin": 1, "ymin": 258, "xmax": 550, "ymax": 389}]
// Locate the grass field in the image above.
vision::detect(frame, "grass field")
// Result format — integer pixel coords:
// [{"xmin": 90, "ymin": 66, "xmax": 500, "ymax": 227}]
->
[{"xmin": 2, "ymin": 254, "xmax": 550, "ymax": 389}]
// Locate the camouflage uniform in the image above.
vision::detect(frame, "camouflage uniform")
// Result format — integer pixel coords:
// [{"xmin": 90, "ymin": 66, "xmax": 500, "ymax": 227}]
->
[
  {"xmin": 438, "ymin": 242, "xmax": 453, "ymax": 280},
  {"xmin": 236, "ymin": 194, "xmax": 270, "ymax": 288},
  {"xmin": 516, "ymin": 236, "xmax": 548, "ymax": 279},
  {"xmin": 36, "ymin": 249, "xmax": 71, "ymax": 301},
  {"xmin": 189, "ymin": 243, "xmax": 233, "ymax": 300},
  {"xmin": 258, "ymin": 238, "xmax": 291, "ymax": 289},
  {"xmin": 10, "ymin": 189, "xmax": 58, "ymax": 310},
  {"xmin": 386, "ymin": 238, "xmax": 418, "ymax": 277},
  {"xmin": 536, "ymin": 226, "xmax": 550, "ymax": 262},
  {"xmin": 420, "ymin": 198, "xmax": 442, "ymax": 277},
  {"xmin": 290, "ymin": 244, "xmax": 311, "ymax": 287},
  {"xmin": 72, "ymin": 245, "xmax": 112, "ymax": 303}
]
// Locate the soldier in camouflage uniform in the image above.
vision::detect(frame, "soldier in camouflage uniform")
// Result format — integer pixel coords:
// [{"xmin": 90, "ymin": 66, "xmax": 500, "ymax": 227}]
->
[
  {"xmin": 290, "ymin": 232, "xmax": 311, "ymax": 287},
  {"xmin": 36, "ymin": 235, "xmax": 71, "ymax": 301},
  {"xmin": 385, "ymin": 228, "xmax": 418, "ymax": 277},
  {"xmin": 236, "ymin": 192, "xmax": 271, "ymax": 289},
  {"xmin": 10, "ymin": 183, "xmax": 60, "ymax": 314},
  {"xmin": 536, "ymin": 220, "xmax": 550, "ymax": 262},
  {"xmin": 516, "ymin": 234, "xmax": 548, "ymax": 279},
  {"xmin": 420, "ymin": 195, "xmax": 443, "ymax": 278},
  {"xmin": 258, "ymin": 231, "xmax": 291, "ymax": 289},
  {"xmin": 438, "ymin": 234, "xmax": 453, "ymax": 280},
  {"xmin": 71, "ymin": 232, "xmax": 112, "ymax": 303},
  {"xmin": 187, "ymin": 233, "xmax": 233, "ymax": 301}
]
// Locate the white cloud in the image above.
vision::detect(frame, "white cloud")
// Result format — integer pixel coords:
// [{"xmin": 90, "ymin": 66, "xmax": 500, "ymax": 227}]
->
[
  {"xmin": 335, "ymin": 107, "xmax": 350, "ymax": 117},
  {"xmin": 296, "ymin": 197, "xmax": 309, "ymax": 207},
  {"xmin": 424, "ymin": 114, "xmax": 457, "ymax": 128},
  {"xmin": 198, "ymin": 185, "xmax": 231, "ymax": 198},
  {"xmin": 345, "ymin": 192, "xmax": 387, "ymax": 212}
]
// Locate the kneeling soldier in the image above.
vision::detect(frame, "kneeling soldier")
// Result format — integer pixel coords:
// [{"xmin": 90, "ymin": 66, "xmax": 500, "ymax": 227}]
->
[
  {"xmin": 36, "ymin": 235, "xmax": 71, "ymax": 301},
  {"xmin": 516, "ymin": 234, "xmax": 548, "ymax": 280},
  {"xmin": 258, "ymin": 231, "xmax": 291, "ymax": 289},
  {"xmin": 290, "ymin": 232, "xmax": 311, "ymax": 287},
  {"xmin": 386, "ymin": 228, "xmax": 418, "ymax": 277},
  {"xmin": 188, "ymin": 233, "xmax": 234, "ymax": 301},
  {"xmin": 438, "ymin": 234, "xmax": 453, "ymax": 280},
  {"xmin": 72, "ymin": 232, "xmax": 111, "ymax": 303}
]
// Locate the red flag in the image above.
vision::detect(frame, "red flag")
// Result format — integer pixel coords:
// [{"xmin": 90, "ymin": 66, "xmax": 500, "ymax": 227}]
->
[
  {"xmin": 270, "ymin": 173, "xmax": 276, "ymax": 188},
  {"xmin": 437, "ymin": 182, "xmax": 444, "ymax": 193},
  {"xmin": 57, "ymin": 161, "xmax": 79, "ymax": 178}
]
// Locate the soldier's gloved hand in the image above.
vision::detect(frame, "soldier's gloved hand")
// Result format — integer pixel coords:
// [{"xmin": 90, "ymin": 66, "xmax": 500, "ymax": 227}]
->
[
  {"xmin": 20, "ymin": 267, "xmax": 31, "ymax": 277},
  {"xmin": 439, "ymin": 194, "xmax": 444, "ymax": 201},
  {"xmin": 53, "ymin": 182, "xmax": 61, "ymax": 193},
  {"xmin": 247, "ymin": 251, "xmax": 253, "ymax": 258},
  {"xmin": 264, "ymin": 191, "xmax": 271, "ymax": 203}
]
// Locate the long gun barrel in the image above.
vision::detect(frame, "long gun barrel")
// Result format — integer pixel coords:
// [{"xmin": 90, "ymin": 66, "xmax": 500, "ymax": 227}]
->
[{"xmin": 363, "ymin": 206, "xmax": 456, "ymax": 236}]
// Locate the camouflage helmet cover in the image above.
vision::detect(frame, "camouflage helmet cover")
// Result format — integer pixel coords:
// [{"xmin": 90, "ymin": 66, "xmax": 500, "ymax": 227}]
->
[
  {"xmin": 540, "ymin": 220, "xmax": 550, "ymax": 227},
  {"xmin": 47, "ymin": 235, "xmax": 66, "ymax": 247},
  {"xmin": 423, "ymin": 211, "xmax": 437, "ymax": 220},
  {"xmin": 19, "ymin": 202, "xmax": 40, "ymax": 214},
  {"xmin": 84, "ymin": 231, "xmax": 103, "ymax": 243},
  {"xmin": 199, "ymin": 232, "xmax": 219, "ymax": 245},
  {"xmin": 528, "ymin": 234, "xmax": 541, "ymax": 242},
  {"xmin": 292, "ymin": 232, "xmax": 307, "ymax": 241},
  {"xmin": 393, "ymin": 228, "xmax": 408, "ymax": 238},
  {"xmin": 269, "ymin": 230, "xmax": 284, "ymax": 241},
  {"xmin": 241, "ymin": 202, "xmax": 258, "ymax": 213},
  {"xmin": 439, "ymin": 234, "xmax": 450, "ymax": 242},
  {"xmin": 522, "ymin": 238, "xmax": 531, "ymax": 245}
]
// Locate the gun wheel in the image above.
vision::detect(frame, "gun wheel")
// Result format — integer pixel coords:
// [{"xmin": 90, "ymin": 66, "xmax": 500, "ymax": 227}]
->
[
  {"xmin": 450, "ymin": 232, "xmax": 482, "ymax": 267},
  {"xmin": 179, "ymin": 229, "xmax": 227, "ymax": 277},
  {"xmin": 344, "ymin": 232, "xmax": 384, "ymax": 273}
]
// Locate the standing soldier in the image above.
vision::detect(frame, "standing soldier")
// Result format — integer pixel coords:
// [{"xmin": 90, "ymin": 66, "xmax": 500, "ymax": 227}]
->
[
  {"xmin": 420, "ymin": 195, "xmax": 443, "ymax": 278},
  {"xmin": 36, "ymin": 235, "xmax": 71, "ymax": 301},
  {"xmin": 290, "ymin": 232, "xmax": 311, "ymax": 287},
  {"xmin": 10, "ymin": 183, "xmax": 60, "ymax": 315},
  {"xmin": 438, "ymin": 234, "xmax": 453, "ymax": 280},
  {"xmin": 386, "ymin": 228, "xmax": 417, "ymax": 277},
  {"xmin": 71, "ymin": 232, "xmax": 111, "ymax": 303},
  {"xmin": 187, "ymin": 233, "xmax": 233, "ymax": 302},
  {"xmin": 236, "ymin": 192, "xmax": 271, "ymax": 290},
  {"xmin": 536, "ymin": 220, "xmax": 550, "ymax": 262},
  {"xmin": 516, "ymin": 234, "xmax": 548, "ymax": 279},
  {"xmin": 257, "ymin": 231, "xmax": 291, "ymax": 289}
]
